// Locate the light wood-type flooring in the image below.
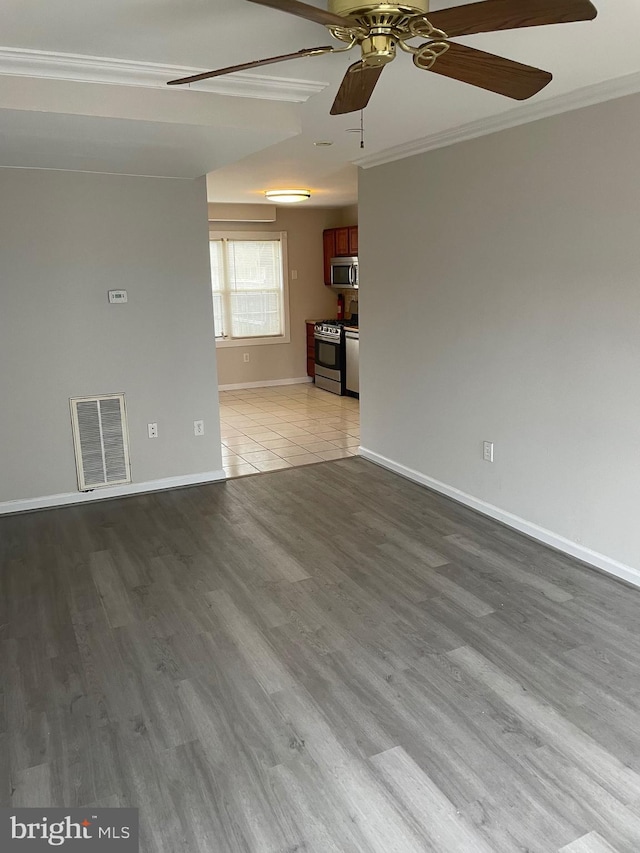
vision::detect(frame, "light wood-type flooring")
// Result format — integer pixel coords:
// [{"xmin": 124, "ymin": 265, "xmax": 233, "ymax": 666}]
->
[{"xmin": 2, "ymin": 457, "xmax": 640, "ymax": 852}]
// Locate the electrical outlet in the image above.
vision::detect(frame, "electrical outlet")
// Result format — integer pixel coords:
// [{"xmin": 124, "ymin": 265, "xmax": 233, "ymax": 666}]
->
[
  {"xmin": 148, "ymin": 423, "xmax": 158, "ymax": 439},
  {"xmin": 194, "ymin": 420, "xmax": 205, "ymax": 436},
  {"xmin": 243, "ymin": 353, "xmax": 250, "ymax": 363},
  {"xmin": 483, "ymin": 441, "xmax": 494, "ymax": 463}
]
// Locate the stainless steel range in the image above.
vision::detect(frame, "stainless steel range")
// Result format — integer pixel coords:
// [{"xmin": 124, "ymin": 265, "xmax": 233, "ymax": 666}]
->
[
  {"xmin": 314, "ymin": 320, "xmax": 344, "ymax": 395},
  {"xmin": 314, "ymin": 319, "xmax": 358, "ymax": 395}
]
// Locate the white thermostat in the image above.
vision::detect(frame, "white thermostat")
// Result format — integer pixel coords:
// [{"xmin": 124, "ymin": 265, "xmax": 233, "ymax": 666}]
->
[{"xmin": 108, "ymin": 290, "xmax": 128, "ymax": 304}]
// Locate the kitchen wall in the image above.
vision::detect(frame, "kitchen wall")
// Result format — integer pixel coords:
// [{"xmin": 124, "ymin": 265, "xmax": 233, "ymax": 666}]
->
[
  {"xmin": 335, "ymin": 204, "xmax": 358, "ymax": 226},
  {"xmin": 359, "ymin": 92, "xmax": 640, "ymax": 578},
  {"xmin": 213, "ymin": 205, "xmax": 356, "ymax": 387},
  {"xmin": 0, "ymin": 168, "xmax": 223, "ymax": 508}
]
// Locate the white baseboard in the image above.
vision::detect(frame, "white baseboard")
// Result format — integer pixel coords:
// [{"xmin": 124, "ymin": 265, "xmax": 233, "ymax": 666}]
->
[
  {"xmin": 218, "ymin": 377, "xmax": 312, "ymax": 391},
  {"xmin": 0, "ymin": 470, "xmax": 227, "ymax": 516},
  {"xmin": 359, "ymin": 447, "xmax": 640, "ymax": 590}
]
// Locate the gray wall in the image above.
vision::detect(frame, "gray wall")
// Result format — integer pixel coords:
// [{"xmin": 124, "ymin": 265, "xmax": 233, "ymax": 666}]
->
[
  {"xmin": 0, "ymin": 168, "xmax": 222, "ymax": 503},
  {"xmin": 359, "ymin": 93, "xmax": 640, "ymax": 571}
]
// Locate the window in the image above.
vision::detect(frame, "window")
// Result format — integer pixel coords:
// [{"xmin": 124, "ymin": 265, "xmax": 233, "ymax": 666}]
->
[{"xmin": 210, "ymin": 231, "xmax": 290, "ymax": 347}]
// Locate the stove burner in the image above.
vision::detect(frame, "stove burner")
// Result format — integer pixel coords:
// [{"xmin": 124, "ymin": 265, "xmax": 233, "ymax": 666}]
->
[{"xmin": 315, "ymin": 319, "xmax": 357, "ymax": 328}]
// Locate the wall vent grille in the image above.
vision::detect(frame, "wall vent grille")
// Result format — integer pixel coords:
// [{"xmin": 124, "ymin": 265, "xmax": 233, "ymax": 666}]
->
[{"xmin": 70, "ymin": 394, "xmax": 131, "ymax": 491}]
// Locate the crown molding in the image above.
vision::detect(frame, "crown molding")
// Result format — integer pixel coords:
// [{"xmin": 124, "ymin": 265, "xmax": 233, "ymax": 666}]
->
[
  {"xmin": 0, "ymin": 46, "xmax": 327, "ymax": 102},
  {"xmin": 354, "ymin": 69, "xmax": 640, "ymax": 169}
]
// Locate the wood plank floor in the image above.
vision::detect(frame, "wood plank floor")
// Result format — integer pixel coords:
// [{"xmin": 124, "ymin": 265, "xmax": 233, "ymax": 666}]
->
[{"xmin": 2, "ymin": 457, "xmax": 640, "ymax": 852}]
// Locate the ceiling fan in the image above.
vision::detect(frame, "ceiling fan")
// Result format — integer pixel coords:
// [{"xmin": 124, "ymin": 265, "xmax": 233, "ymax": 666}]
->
[{"xmin": 167, "ymin": 0, "xmax": 598, "ymax": 115}]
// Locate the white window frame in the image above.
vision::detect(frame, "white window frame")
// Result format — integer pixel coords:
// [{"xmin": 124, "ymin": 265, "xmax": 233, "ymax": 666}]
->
[{"xmin": 209, "ymin": 230, "xmax": 291, "ymax": 348}]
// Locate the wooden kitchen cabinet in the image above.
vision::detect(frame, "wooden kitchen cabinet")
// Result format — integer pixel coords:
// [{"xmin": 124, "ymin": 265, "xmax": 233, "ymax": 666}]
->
[
  {"xmin": 334, "ymin": 227, "xmax": 350, "ymax": 256},
  {"xmin": 323, "ymin": 225, "xmax": 358, "ymax": 285},
  {"xmin": 306, "ymin": 321, "xmax": 315, "ymax": 378},
  {"xmin": 348, "ymin": 226, "xmax": 358, "ymax": 254},
  {"xmin": 323, "ymin": 230, "xmax": 336, "ymax": 287}
]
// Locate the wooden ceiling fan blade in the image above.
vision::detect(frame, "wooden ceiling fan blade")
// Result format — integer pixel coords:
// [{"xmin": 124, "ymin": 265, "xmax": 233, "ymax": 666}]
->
[
  {"xmin": 167, "ymin": 46, "xmax": 334, "ymax": 85},
  {"xmin": 428, "ymin": 0, "xmax": 597, "ymax": 38},
  {"xmin": 330, "ymin": 62, "xmax": 384, "ymax": 115},
  {"xmin": 246, "ymin": 0, "xmax": 359, "ymax": 28},
  {"xmin": 426, "ymin": 42, "xmax": 552, "ymax": 100}
]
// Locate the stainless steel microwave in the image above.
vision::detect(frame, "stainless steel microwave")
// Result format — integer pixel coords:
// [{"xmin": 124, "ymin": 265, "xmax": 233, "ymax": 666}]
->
[{"xmin": 330, "ymin": 256, "xmax": 358, "ymax": 289}]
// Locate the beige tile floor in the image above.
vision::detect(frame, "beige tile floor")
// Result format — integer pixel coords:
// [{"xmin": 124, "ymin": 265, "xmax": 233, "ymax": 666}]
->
[{"xmin": 220, "ymin": 383, "xmax": 360, "ymax": 478}]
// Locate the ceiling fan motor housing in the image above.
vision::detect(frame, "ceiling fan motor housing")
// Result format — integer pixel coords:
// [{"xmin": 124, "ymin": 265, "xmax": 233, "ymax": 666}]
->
[
  {"xmin": 329, "ymin": 2, "xmax": 430, "ymax": 65},
  {"xmin": 361, "ymin": 32, "xmax": 396, "ymax": 65},
  {"xmin": 329, "ymin": 0, "xmax": 429, "ymax": 19}
]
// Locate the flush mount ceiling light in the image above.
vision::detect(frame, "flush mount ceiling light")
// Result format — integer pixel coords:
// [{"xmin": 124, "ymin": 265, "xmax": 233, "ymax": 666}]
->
[{"xmin": 265, "ymin": 189, "xmax": 311, "ymax": 204}]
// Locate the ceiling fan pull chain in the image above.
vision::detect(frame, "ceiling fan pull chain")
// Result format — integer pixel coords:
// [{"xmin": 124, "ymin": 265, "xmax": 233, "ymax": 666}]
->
[{"xmin": 345, "ymin": 83, "xmax": 366, "ymax": 146}]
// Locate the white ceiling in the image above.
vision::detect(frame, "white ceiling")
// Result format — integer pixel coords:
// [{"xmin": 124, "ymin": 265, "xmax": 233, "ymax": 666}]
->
[{"xmin": 1, "ymin": 0, "xmax": 638, "ymax": 205}]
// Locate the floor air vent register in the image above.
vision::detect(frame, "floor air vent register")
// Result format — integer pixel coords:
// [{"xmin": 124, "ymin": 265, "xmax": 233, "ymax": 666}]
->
[{"xmin": 70, "ymin": 394, "xmax": 131, "ymax": 491}]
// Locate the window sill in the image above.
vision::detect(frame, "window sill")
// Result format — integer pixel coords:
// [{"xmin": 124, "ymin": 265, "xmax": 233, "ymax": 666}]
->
[{"xmin": 216, "ymin": 334, "xmax": 291, "ymax": 349}]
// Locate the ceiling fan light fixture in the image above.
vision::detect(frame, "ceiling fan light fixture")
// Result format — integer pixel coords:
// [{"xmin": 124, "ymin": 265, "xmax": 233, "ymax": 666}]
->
[{"xmin": 265, "ymin": 189, "xmax": 311, "ymax": 204}]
